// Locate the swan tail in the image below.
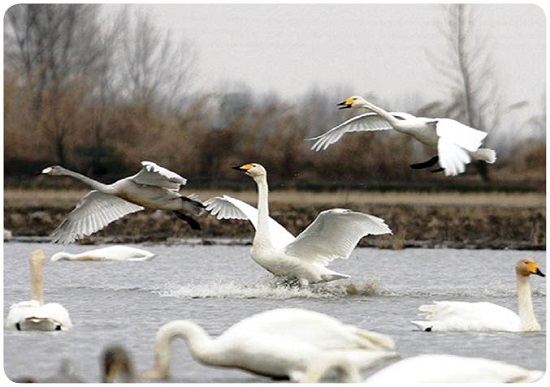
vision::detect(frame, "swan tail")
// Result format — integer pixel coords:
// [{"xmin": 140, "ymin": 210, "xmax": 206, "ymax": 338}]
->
[
  {"xmin": 471, "ymin": 148, "xmax": 497, "ymax": 164},
  {"xmin": 410, "ymin": 320, "xmax": 433, "ymax": 332},
  {"xmin": 351, "ymin": 327, "xmax": 395, "ymax": 350}
]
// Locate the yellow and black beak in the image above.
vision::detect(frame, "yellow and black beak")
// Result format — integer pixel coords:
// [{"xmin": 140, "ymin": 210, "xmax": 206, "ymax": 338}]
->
[
  {"xmin": 534, "ymin": 267, "xmax": 545, "ymax": 277},
  {"xmin": 337, "ymin": 99, "xmax": 352, "ymax": 110},
  {"xmin": 232, "ymin": 163, "xmax": 253, "ymax": 172}
]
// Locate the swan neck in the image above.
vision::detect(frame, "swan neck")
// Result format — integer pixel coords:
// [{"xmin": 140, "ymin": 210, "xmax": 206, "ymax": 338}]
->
[
  {"xmin": 517, "ymin": 274, "xmax": 539, "ymax": 330},
  {"xmin": 359, "ymin": 100, "xmax": 399, "ymax": 124},
  {"xmin": 29, "ymin": 251, "xmax": 45, "ymax": 304},
  {"xmin": 59, "ymin": 167, "xmax": 111, "ymax": 192},
  {"xmin": 254, "ymin": 175, "xmax": 271, "ymax": 235},
  {"xmin": 149, "ymin": 321, "xmax": 218, "ymax": 378}
]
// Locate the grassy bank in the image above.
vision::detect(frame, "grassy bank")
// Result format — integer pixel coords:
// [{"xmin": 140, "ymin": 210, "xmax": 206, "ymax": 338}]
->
[{"xmin": 3, "ymin": 189, "xmax": 546, "ymax": 250}]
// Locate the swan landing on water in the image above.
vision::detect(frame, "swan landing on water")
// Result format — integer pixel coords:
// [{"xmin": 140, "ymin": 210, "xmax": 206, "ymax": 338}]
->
[{"xmin": 205, "ymin": 163, "xmax": 392, "ymax": 286}]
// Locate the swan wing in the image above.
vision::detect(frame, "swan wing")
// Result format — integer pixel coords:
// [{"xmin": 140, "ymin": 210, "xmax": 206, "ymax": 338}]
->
[
  {"xmin": 285, "ymin": 209, "xmax": 392, "ymax": 265},
  {"xmin": 309, "ymin": 113, "xmax": 404, "ymax": 151},
  {"xmin": 50, "ymin": 191, "xmax": 144, "ymax": 245},
  {"xmin": 411, "ymin": 301, "xmax": 520, "ymax": 331},
  {"xmin": 224, "ymin": 308, "xmax": 395, "ymax": 351},
  {"xmin": 437, "ymin": 137, "xmax": 472, "ymax": 176},
  {"xmin": 435, "ymin": 119, "xmax": 487, "ymax": 152},
  {"xmin": 366, "ymin": 354, "xmax": 543, "ymax": 383},
  {"xmin": 131, "ymin": 161, "xmax": 187, "ymax": 190},
  {"xmin": 205, "ymin": 195, "xmax": 295, "ymax": 248}
]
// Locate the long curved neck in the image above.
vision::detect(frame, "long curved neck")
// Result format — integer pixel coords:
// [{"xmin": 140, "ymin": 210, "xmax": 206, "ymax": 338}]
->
[
  {"xmin": 57, "ymin": 167, "xmax": 113, "ymax": 192},
  {"xmin": 358, "ymin": 99, "xmax": 401, "ymax": 127},
  {"xmin": 253, "ymin": 175, "xmax": 271, "ymax": 240},
  {"xmin": 517, "ymin": 274, "xmax": 540, "ymax": 331},
  {"xmin": 148, "ymin": 320, "xmax": 220, "ymax": 378},
  {"xmin": 29, "ymin": 250, "xmax": 45, "ymax": 304}
]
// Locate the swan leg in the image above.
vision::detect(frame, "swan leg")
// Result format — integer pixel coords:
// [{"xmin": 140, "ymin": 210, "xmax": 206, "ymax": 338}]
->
[
  {"xmin": 410, "ymin": 156, "xmax": 439, "ymax": 170},
  {"xmin": 173, "ymin": 211, "xmax": 201, "ymax": 230}
]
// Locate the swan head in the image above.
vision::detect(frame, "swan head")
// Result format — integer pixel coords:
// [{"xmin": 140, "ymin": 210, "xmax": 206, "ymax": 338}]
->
[
  {"xmin": 41, "ymin": 165, "xmax": 66, "ymax": 175},
  {"xmin": 337, "ymin": 96, "xmax": 367, "ymax": 109},
  {"xmin": 102, "ymin": 345, "xmax": 135, "ymax": 383},
  {"xmin": 516, "ymin": 258, "xmax": 545, "ymax": 277},
  {"xmin": 233, "ymin": 163, "xmax": 267, "ymax": 179}
]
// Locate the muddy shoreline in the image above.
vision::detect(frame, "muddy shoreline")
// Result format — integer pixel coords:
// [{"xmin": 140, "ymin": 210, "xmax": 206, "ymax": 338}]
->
[{"xmin": 4, "ymin": 189, "xmax": 546, "ymax": 250}]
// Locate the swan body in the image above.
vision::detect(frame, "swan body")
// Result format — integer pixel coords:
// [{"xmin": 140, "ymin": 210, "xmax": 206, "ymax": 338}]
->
[
  {"xmin": 301, "ymin": 354, "xmax": 543, "ymax": 383},
  {"xmin": 410, "ymin": 258, "xmax": 545, "ymax": 332},
  {"xmin": 51, "ymin": 245, "xmax": 156, "ymax": 262},
  {"xmin": 41, "ymin": 161, "xmax": 205, "ymax": 244},
  {"xmin": 6, "ymin": 249, "xmax": 73, "ymax": 331},
  {"xmin": 205, "ymin": 163, "xmax": 392, "ymax": 285},
  {"xmin": 309, "ymin": 96, "xmax": 497, "ymax": 176},
  {"xmin": 140, "ymin": 308, "xmax": 398, "ymax": 381}
]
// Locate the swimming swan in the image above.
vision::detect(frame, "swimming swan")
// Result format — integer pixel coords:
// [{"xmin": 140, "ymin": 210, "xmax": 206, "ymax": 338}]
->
[
  {"xmin": 6, "ymin": 249, "xmax": 73, "ymax": 331},
  {"xmin": 301, "ymin": 354, "xmax": 543, "ymax": 383},
  {"xmin": 410, "ymin": 257, "xmax": 545, "ymax": 332},
  {"xmin": 12, "ymin": 345, "xmax": 136, "ymax": 383},
  {"xmin": 140, "ymin": 308, "xmax": 398, "ymax": 382},
  {"xmin": 41, "ymin": 161, "xmax": 205, "ymax": 244},
  {"xmin": 51, "ymin": 245, "xmax": 156, "ymax": 262},
  {"xmin": 309, "ymin": 96, "xmax": 497, "ymax": 176},
  {"xmin": 205, "ymin": 163, "xmax": 392, "ymax": 285}
]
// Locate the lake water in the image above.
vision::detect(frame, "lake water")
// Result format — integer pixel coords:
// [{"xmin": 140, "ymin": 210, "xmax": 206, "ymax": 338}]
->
[{"xmin": 2, "ymin": 242, "xmax": 546, "ymax": 383}]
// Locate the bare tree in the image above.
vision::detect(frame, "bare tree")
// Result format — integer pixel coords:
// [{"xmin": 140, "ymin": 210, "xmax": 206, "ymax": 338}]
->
[
  {"xmin": 116, "ymin": 8, "xmax": 195, "ymax": 113},
  {"xmin": 430, "ymin": 4, "xmax": 527, "ymax": 180}
]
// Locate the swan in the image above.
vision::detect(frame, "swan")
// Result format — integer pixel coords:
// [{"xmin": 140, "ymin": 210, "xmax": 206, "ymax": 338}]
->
[
  {"xmin": 41, "ymin": 161, "xmax": 205, "ymax": 244},
  {"xmin": 139, "ymin": 308, "xmax": 398, "ymax": 382},
  {"xmin": 309, "ymin": 95, "xmax": 497, "ymax": 176},
  {"xmin": 51, "ymin": 245, "xmax": 156, "ymax": 262},
  {"xmin": 301, "ymin": 354, "xmax": 543, "ymax": 383},
  {"xmin": 410, "ymin": 257, "xmax": 545, "ymax": 332},
  {"xmin": 205, "ymin": 163, "xmax": 392, "ymax": 285},
  {"xmin": 6, "ymin": 249, "xmax": 73, "ymax": 331},
  {"xmin": 12, "ymin": 345, "xmax": 136, "ymax": 383}
]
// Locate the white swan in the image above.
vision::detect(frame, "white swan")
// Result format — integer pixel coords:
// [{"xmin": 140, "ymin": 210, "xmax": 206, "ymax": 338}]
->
[
  {"xmin": 301, "ymin": 354, "xmax": 543, "ymax": 383},
  {"xmin": 41, "ymin": 161, "xmax": 205, "ymax": 244},
  {"xmin": 205, "ymin": 163, "xmax": 392, "ymax": 285},
  {"xmin": 6, "ymin": 249, "xmax": 73, "ymax": 331},
  {"xmin": 51, "ymin": 245, "xmax": 156, "ymax": 262},
  {"xmin": 410, "ymin": 257, "xmax": 545, "ymax": 332},
  {"xmin": 140, "ymin": 308, "xmax": 398, "ymax": 382},
  {"xmin": 309, "ymin": 96, "xmax": 497, "ymax": 176}
]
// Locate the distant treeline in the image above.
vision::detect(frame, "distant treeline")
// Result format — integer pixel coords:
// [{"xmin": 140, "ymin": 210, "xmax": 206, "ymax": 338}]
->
[{"xmin": 4, "ymin": 4, "xmax": 545, "ymax": 190}]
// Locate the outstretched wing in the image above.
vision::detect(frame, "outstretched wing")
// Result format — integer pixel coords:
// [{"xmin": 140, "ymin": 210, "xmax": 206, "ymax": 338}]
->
[
  {"xmin": 131, "ymin": 161, "xmax": 188, "ymax": 190},
  {"xmin": 204, "ymin": 195, "xmax": 295, "ymax": 248},
  {"xmin": 50, "ymin": 191, "xmax": 144, "ymax": 245},
  {"xmin": 285, "ymin": 209, "xmax": 392, "ymax": 266},
  {"xmin": 308, "ymin": 112, "xmax": 410, "ymax": 151},
  {"xmin": 435, "ymin": 119, "xmax": 487, "ymax": 152}
]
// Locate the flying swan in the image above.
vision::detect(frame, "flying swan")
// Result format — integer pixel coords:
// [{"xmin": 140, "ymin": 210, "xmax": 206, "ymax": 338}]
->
[
  {"xmin": 51, "ymin": 245, "xmax": 156, "ymax": 262},
  {"xmin": 139, "ymin": 308, "xmax": 398, "ymax": 382},
  {"xmin": 205, "ymin": 163, "xmax": 392, "ymax": 285},
  {"xmin": 41, "ymin": 161, "xmax": 205, "ymax": 244},
  {"xmin": 300, "ymin": 354, "xmax": 543, "ymax": 383},
  {"xmin": 410, "ymin": 257, "xmax": 545, "ymax": 332},
  {"xmin": 309, "ymin": 95, "xmax": 497, "ymax": 176},
  {"xmin": 6, "ymin": 249, "xmax": 73, "ymax": 331}
]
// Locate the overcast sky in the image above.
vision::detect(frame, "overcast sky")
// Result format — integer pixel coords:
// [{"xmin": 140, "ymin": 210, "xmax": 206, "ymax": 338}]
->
[{"xmin": 101, "ymin": 2, "xmax": 545, "ymax": 114}]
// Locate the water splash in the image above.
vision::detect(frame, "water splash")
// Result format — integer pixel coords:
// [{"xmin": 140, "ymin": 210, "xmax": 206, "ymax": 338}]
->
[{"xmin": 156, "ymin": 277, "xmax": 385, "ymax": 299}]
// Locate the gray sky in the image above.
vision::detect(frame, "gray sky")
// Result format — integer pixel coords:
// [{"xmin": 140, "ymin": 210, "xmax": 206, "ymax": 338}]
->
[{"xmin": 105, "ymin": 2, "xmax": 545, "ymax": 113}]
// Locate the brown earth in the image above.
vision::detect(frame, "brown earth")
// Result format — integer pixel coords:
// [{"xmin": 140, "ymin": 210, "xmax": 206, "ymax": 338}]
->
[{"xmin": 3, "ymin": 189, "xmax": 546, "ymax": 250}]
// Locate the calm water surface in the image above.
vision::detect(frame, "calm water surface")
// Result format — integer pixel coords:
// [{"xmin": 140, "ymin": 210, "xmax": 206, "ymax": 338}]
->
[{"xmin": 2, "ymin": 242, "xmax": 547, "ymax": 383}]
